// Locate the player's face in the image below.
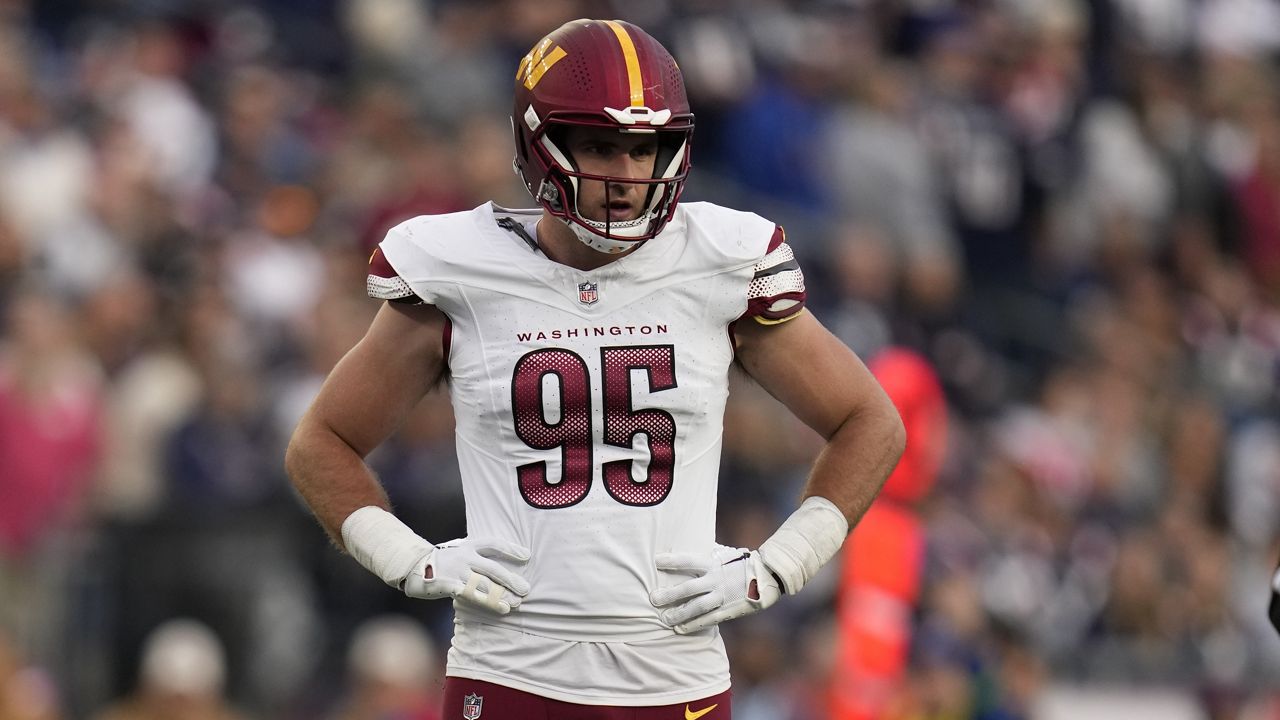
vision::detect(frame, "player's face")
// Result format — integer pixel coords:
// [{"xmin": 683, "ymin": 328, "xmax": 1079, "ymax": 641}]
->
[{"xmin": 563, "ymin": 126, "xmax": 658, "ymax": 223}]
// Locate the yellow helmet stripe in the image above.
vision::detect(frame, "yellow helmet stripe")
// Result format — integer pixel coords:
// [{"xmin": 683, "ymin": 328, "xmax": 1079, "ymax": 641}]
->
[{"xmin": 603, "ymin": 20, "xmax": 644, "ymax": 107}]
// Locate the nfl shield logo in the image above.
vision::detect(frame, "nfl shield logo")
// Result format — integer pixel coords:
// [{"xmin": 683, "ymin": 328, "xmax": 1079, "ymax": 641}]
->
[
  {"xmin": 462, "ymin": 692, "xmax": 483, "ymax": 719},
  {"xmin": 578, "ymin": 281, "xmax": 599, "ymax": 306}
]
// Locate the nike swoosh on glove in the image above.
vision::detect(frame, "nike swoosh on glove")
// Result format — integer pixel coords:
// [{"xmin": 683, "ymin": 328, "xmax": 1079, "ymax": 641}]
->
[
  {"xmin": 650, "ymin": 544, "xmax": 782, "ymax": 634},
  {"xmin": 401, "ymin": 537, "xmax": 531, "ymax": 615}
]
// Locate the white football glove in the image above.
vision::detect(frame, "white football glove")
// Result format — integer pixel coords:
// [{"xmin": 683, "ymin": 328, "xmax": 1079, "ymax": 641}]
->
[
  {"xmin": 341, "ymin": 507, "xmax": 531, "ymax": 615},
  {"xmin": 401, "ymin": 537, "xmax": 531, "ymax": 614},
  {"xmin": 649, "ymin": 497, "xmax": 851, "ymax": 634},
  {"xmin": 650, "ymin": 544, "xmax": 783, "ymax": 634}
]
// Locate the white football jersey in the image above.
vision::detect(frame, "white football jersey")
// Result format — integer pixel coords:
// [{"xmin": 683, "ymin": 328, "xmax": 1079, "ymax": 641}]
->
[{"xmin": 368, "ymin": 201, "xmax": 805, "ymax": 704}]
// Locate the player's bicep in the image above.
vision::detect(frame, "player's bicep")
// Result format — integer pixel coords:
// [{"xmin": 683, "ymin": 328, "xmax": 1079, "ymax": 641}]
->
[
  {"xmin": 734, "ymin": 312, "xmax": 890, "ymax": 441},
  {"xmin": 303, "ymin": 301, "xmax": 449, "ymax": 457}
]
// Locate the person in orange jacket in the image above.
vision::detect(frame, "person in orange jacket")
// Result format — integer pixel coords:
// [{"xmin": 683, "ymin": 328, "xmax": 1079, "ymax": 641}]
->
[{"xmin": 832, "ymin": 348, "xmax": 948, "ymax": 720}]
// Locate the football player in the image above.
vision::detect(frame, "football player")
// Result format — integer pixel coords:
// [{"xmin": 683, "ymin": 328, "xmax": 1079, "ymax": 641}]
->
[{"xmin": 286, "ymin": 18, "xmax": 905, "ymax": 719}]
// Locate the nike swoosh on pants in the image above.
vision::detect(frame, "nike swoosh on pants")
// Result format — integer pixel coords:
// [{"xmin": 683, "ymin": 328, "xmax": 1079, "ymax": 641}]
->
[{"xmin": 685, "ymin": 703, "xmax": 718, "ymax": 720}]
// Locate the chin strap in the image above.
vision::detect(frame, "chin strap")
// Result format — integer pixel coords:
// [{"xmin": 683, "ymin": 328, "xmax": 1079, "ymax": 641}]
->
[
  {"xmin": 496, "ymin": 217, "xmax": 540, "ymax": 253},
  {"xmin": 537, "ymin": 169, "xmax": 661, "ymax": 254},
  {"xmin": 565, "ymin": 216, "xmax": 648, "ymax": 254}
]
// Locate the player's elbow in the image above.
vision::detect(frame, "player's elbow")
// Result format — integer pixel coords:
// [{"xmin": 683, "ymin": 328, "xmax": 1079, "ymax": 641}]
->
[
  {"xmin": 283, "ymin": 415, "xmax": 321, "ymax": 491},
  {"xmin": 831, "ymin": 389, "xmax": 906, "ymax": 480},
  {"xmin": 883, "ymin": 400, "xmax": 907, "ymax": 470},
  {"xmin": 859, "ymin": 387, "xmax": 906, "ymax": 478},
  {"xmin": 283, "ymin": 425, "xmax": 307, "ymax": 489}
]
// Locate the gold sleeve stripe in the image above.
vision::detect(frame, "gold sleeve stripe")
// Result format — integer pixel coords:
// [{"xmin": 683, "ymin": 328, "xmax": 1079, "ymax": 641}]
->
[
  {"xmin": 603, "ymin": 20, "xmax": 645, "ymax": 107},
  {"xmin": 752, "ymin": 308, "xmax": 806, "ymax": 326}
]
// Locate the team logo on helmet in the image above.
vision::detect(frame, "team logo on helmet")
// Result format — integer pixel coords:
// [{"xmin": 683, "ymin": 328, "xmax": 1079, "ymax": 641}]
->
[
  {"xmin": 516, "ymin": 38, "xmax": 566, "ymax": 90},
  {"xmin": 462, "ymin": 692, "xmax": 483, "ymax": 719},
  {"xmin": 578, "ymin": 281, "xmax": 599, "ymax": 306}
]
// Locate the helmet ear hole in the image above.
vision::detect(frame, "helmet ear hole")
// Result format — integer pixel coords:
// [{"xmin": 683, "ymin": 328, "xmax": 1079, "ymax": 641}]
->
[{"xmin": 538, "ymin": 177, "xmax": 565, "ymax": 212}]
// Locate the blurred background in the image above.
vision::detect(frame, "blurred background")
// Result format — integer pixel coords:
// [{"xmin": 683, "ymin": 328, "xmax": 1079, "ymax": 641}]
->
[{"xmin": 1, "ymin": 0, "xmax": 1279, "ymax": 718}]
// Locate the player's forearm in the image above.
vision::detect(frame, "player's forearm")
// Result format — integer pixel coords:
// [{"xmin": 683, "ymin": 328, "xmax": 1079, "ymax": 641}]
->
[
  {"xmin": 752, "ymin": 398, "xmax": 903, "ymax": 597},
  {"xmin": 285, "ymin": 414, "xmax": 391, "ymax": 550},
  {"xmin": 802, "ymin": 396, "xmax": 906, "ymax": 528}
]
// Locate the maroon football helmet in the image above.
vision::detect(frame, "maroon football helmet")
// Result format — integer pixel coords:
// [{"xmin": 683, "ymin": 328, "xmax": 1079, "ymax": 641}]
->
[{"xmin": 512, "ymin": 19, "xmax": 694, "ymax": 253}]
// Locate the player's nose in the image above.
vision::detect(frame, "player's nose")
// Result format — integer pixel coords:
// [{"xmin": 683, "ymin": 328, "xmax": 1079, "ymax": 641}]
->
[{"xmin": 609, "ymin": 153, "xmax": 650, "ymax": 181}]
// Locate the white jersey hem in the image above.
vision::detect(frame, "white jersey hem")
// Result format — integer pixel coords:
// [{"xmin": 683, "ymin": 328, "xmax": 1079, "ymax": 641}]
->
[{"xmin": 445, "ymin": 666, "xmax": 732, "ymax": 707}]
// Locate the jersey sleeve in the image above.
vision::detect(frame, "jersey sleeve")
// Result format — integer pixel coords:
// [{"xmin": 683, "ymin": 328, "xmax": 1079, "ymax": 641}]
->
[
  {"xmin": 742, "ymin": 225, "xmax": 806, "ymax": 324},
  {"xmin": 366, "ymin": 245, "xmax": 425, "ymax": 304}
]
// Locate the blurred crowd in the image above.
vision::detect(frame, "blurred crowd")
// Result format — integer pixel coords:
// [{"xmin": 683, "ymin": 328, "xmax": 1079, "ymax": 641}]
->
[{"xmin": 1, "ymin": 0, "xmax": 1279, "ymax": 718}]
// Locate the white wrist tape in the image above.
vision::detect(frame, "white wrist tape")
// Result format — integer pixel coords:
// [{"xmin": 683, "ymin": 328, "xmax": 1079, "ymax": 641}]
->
[
  {"xmin": 340, "ymin": 506, "xmax": 433, "ymax": 588},
  {"xmin": 757, "ymin": 496, "xmax": 849, "ymax": 595}
]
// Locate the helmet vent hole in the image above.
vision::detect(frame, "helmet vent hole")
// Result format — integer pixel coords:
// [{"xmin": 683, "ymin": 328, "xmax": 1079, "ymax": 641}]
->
[{"xmin": 569, "ymin": 57, "xmax": 595, "ymax": 93}]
